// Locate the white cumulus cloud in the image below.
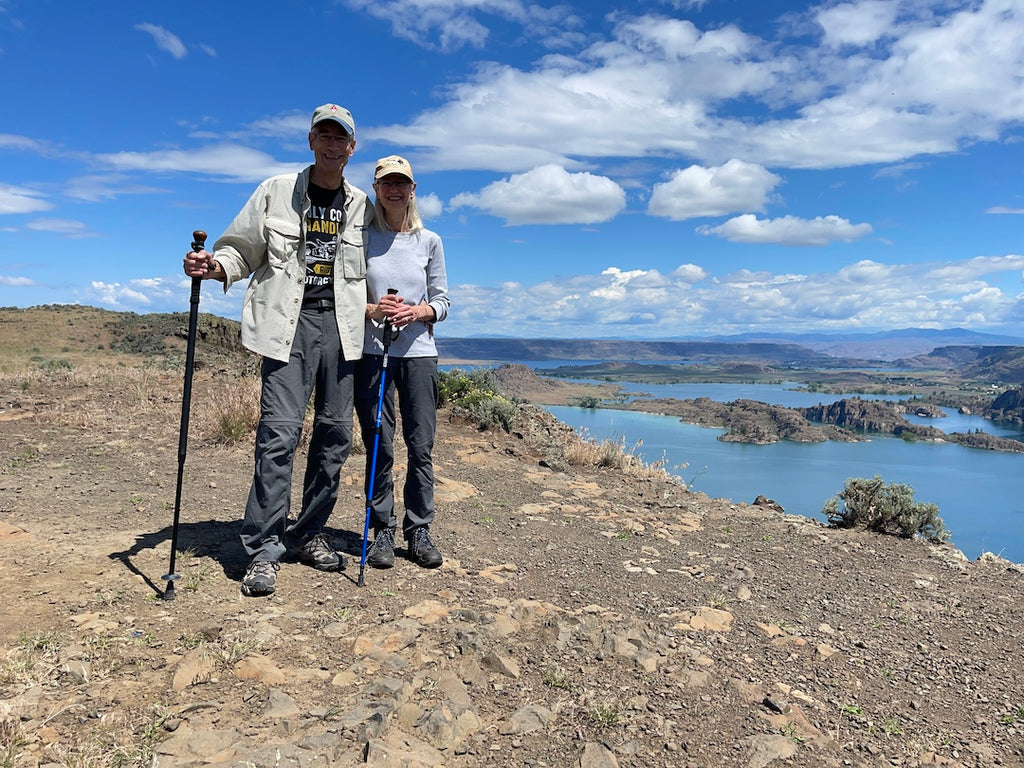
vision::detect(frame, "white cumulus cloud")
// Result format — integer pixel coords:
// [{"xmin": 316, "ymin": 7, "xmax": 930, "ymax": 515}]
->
[
  {"xmin": 672, "ymin": 264, "xmax": 710, "ymax": 284},
  {"xmin": 340, "ymin": 0, "xmax": 582, "ymax": 51},
  {"xmin": 417, "ymin": 192, "xmax": 443, "ymax": 220},
  {"xmin": 697, "ymin": 214, "xmax": 873, "ymax": 246},
  {"xmin": 442, "ymin": 254, "xmax": 1024, "ymax": 338},
  {"xmin": 88, "ymin": 281, "xmax": 153, "ymax": 306},
  {"xmin": 450, "ymin": 164, "xmax": 626, "ymax": 225},
  {"xmin": 366, "ymin": 2, "xmax": 1024, "ymax": 173},
  {"xmin": 816, "ymin": 1, "xmax": 899, "ymax": 47},
  {"xmin": 648, "ymin": 159, "xmax": 782, "ymax": 221}
]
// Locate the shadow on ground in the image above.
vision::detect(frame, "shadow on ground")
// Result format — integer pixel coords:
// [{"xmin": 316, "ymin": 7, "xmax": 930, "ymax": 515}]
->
[{"xmin": 107, "ymin": 521, "xmax": 370, "ymax": 596}]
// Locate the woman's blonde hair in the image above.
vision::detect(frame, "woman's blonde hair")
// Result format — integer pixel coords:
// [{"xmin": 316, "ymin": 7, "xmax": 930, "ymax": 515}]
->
[{"xmin": 372, "ymin": 192, "xmax": 423, "ymax": 233}]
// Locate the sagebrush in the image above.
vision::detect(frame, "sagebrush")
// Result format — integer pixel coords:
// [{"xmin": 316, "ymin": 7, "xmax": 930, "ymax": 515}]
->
[
  {"xmin": 439, "ymin": 368, "xmax": 520, "ymax": 431},
  {"xmin": 822, "ymin": 475, "xmax": 949, "ymax": 543}
]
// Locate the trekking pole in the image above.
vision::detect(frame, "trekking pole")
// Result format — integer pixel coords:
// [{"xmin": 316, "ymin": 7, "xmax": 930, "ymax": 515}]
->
[
  {"xmin": 162, "ymin": 229, "xmax": 206, "ymax": 601},
  {"xmin": 358, "ymin": 289, "xmax": 399, "ymax": 587}
]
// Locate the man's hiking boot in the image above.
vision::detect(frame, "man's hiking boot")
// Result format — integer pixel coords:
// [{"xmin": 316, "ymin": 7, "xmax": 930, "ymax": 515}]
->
[
  {"xmin": 367, "ymin": 527, "xmax": 396, "ymax": 569},
  {"xmin": 241, "ymin": 560, "xmax": 279, "ymax": 596},
  {"xmin": 297, "ymin": 532, "xmax": 345, "ymax": 571},
  {"xmin": 408, "ymin": 527, "xmax": 443, "ymax": 569}
]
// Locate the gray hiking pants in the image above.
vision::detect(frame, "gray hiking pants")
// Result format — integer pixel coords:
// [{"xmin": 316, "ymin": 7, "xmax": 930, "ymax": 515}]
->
[
  {"xmin": 240, "ymin": 307, "xmax": 355, "ymax": 561},
  {"xmin": 355, "ymin": 355, "xmax": 438, "ymax": 540}
]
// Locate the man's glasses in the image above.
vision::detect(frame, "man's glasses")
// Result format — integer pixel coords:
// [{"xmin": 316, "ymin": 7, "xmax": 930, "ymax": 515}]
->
[
  {"xmin": 313, "ymin": 132, "xmax": 351, "ymax": 145},
  {"xmin": 377, "ymin": 180, "xmax": 411, "ymax": 189}
]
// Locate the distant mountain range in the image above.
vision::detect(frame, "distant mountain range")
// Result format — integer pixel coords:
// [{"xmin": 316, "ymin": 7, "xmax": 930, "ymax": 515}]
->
[
  {"xmin": 437, "ymin": 338, "xmax": 839, "ymax": 365},
  {"xmin": 704, "ymin": 328, "xmax": 1024, "ymax": 361},
  {"xmin": 437, "ymin": 328, "xmax": 1024, "ymax": 364}
]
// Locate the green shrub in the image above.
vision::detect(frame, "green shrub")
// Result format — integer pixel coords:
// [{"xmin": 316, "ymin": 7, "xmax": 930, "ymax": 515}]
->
[
  {"xmin": 822, "ymin": 475, "xmax": 949, "ymax": 543},
  {"xmin": 439, "ymin": 368, "xmax": 520, "ymax": 432},
  {"xmin": 438, "ymin": 367, "xmax": 495, "ymax": 407},
  {"xmin": 465, "ymin": 395, "xmax": 519, "ymax": 431}
]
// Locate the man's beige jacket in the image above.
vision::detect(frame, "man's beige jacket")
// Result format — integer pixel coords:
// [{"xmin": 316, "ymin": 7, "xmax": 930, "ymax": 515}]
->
[{"xmin": 213, "ymin": 166, "xmax": 372, "ymax": 362}]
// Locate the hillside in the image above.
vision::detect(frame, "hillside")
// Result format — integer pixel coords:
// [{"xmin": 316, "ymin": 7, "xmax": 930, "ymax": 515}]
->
[
  {"xmin": 896, "ymin": 346, "xmax": 1024, "ymax": 385},
  {"xmin": 437, "ymin": 330, "xmax": 1024, "ymax": 366},
  {"xmin": 436, "ymin": 337, "xmax": 841, "ymax": 366},
  {"xmin": 0, "ymin": 306, "xmax": 1022, "ymax": 767}
]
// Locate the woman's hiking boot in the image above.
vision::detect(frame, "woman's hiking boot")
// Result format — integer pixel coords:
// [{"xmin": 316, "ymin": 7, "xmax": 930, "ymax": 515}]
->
[
  {"xmin": 408, "ymin": 527, "xmax": 443, "ymax": 568},
  {"xmin": 367, "ymin": 527, "xmax": 396, "ymax": 569}
]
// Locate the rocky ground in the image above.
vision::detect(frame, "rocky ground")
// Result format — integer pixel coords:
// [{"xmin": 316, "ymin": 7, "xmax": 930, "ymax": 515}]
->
[{"xmin": 1, "ymin": 350, "xmax": 1023, "ymax": 767}]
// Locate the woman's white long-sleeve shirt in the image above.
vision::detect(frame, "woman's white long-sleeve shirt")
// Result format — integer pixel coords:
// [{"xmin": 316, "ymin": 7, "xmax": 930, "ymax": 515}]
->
[{"xmin": 362, "ymin": 227, "xmax": 449, "ymax": 358}]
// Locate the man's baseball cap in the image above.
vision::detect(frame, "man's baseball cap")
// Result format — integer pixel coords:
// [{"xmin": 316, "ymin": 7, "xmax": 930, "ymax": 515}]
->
[
  {"xmin": 311, "ymin": 104, "xmax": 355, "ymax": 135},
  {"xmin": 374, "ymin": 155, "xmax": 415, "ymax": 183}
]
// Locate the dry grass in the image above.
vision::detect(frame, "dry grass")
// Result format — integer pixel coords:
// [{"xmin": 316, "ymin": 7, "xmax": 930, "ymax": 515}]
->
[
  {"xmin": 1, "ymin": 358, "xmax": 327, "ymax": 463},
  {"xmin": 0, "ymin": 630, "xmax": 148, "ymax": 690},
  {"xmin": 562, "ymin": 430, "xmax": 676, "ymax": 482},
  {"xmin": 39, "ymin": 707, "xmax": 165, "ymax": 768},
  {"xmin": 3, "ymin": 357, "xmax": 674, "ymax": 488},
  {"xmin": 0, "ymin": 631, "xmax": 64, "ymax": 688},
  {"xmin": 190, "ymin": 374, "xmax": 262, "ymax": 445},
  {"xmin": 189, "ymin": 374, "xmax": 324, "ymax": 453},
  {"xmin": 0, "ymin": 363, "xmax": 177, "ymax": 430},
  {"xmin": 0, "ymin": 718, "xmax": 27, "ymax": 768}
]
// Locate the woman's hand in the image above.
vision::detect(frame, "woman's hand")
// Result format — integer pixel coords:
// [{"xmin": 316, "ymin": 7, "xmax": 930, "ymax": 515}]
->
[{"xmin": 375, "ymin": 294, "xmax": 434, "ymax": 328}]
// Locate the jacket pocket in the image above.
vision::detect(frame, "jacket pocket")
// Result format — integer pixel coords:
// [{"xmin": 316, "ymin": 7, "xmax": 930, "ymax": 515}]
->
[
  {"xmin": 265, "ymin": 217, "xmax": 301, "ymax": 266},
  {"xmin": 339, "ymin": 226, "xmax": 367, "ymax": 279}
]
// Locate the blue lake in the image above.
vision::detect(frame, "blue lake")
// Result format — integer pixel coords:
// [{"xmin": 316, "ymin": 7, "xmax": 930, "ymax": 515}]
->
[
  {"xmin": 546, "ymin": 402, "xmax": 1024, "ymax": 563},
  {"xmin": 444, "ymin": 363, "xmax": 1024, "ymax": 561}
]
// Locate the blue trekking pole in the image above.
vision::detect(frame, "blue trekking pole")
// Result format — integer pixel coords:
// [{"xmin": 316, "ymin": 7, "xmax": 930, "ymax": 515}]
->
[{"xmin": 358, "ymin": 289, "xmax": 399, "ymax": 587}]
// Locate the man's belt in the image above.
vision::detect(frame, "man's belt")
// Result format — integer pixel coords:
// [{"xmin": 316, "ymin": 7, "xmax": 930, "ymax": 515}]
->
[{"xmin": 301, "ymin": 298, "xmax": 335, "ymax": 311}]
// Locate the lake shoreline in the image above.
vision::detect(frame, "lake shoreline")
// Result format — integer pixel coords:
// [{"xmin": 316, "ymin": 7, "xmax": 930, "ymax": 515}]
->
[
  {"xmin": 488, "ymin": 363, "xmax": 1024, "ymax": 452},
  {"xmin": 482, "ymin": 363, "xmax": 1024, "ymax": 563}
]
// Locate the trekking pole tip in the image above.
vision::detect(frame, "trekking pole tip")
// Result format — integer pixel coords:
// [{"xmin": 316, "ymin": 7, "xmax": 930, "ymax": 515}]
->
[{"xmin": 161, "ymin": 573, "xmax": 181, "ymax": 601}]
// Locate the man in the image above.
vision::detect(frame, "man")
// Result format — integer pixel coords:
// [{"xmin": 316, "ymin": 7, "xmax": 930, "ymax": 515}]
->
[{"xmin": 183, "ymin": 103, "xmax": 372, "ymax": 597}]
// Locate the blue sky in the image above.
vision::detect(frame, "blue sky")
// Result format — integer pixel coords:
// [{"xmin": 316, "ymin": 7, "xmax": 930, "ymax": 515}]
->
[{"xmin": 1, "ymin": 0, "xmax": 1023, "ymax": 340}]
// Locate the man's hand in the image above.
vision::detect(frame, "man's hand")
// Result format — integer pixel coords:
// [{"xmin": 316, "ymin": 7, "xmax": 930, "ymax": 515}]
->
[{"xmin": 183, "ymin": 250, "xmax": 224, "ymax": 281}]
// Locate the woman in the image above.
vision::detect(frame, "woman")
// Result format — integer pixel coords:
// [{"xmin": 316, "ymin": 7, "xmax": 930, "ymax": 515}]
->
[{"xmin": 356, "ymin": 155, "xmax": 450, "ymax": 569}]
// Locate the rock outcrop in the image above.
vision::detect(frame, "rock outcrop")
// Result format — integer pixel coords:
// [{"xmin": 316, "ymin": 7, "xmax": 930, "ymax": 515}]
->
[{"xmin": 986, "ymin": 387, "xmax": 1024, "ymax": 424}]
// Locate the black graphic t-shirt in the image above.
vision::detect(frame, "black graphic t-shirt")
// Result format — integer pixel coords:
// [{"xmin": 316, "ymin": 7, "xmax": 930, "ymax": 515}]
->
[{"xmin": 304, "ymin": 182, "xmax": 346, "ymax": 302}]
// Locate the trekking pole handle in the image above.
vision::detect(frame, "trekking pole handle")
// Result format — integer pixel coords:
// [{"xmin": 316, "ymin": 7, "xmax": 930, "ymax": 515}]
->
[
  {"xmin": 382, "ymin": 288, "xmax": 399, "ymax": 353},
  {"xmin": 190, "ymin": 230, "xmax": 207, "ymax": 297}
]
